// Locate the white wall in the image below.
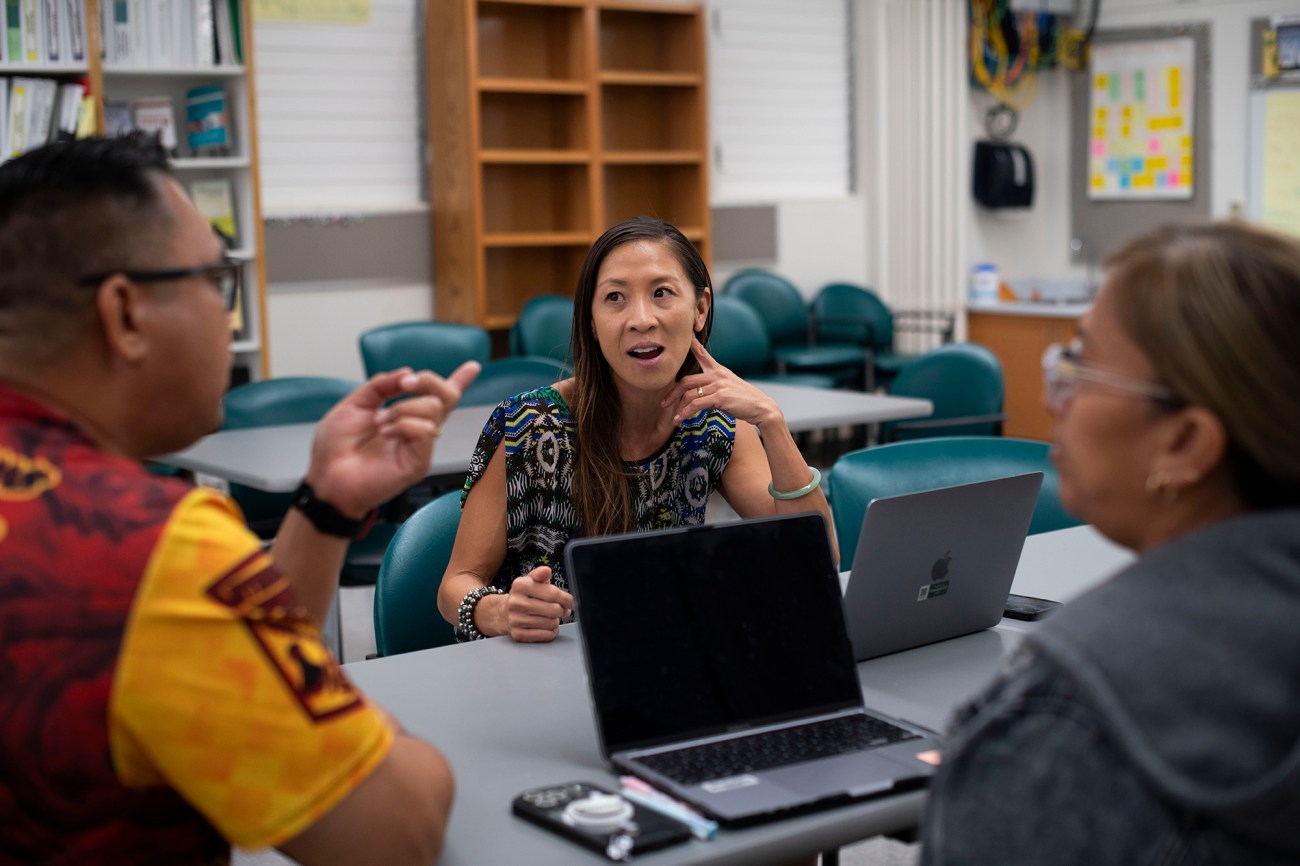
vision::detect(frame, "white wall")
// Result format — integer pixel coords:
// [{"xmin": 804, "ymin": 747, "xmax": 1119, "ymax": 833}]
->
[{"xmin": 970, "ymin": 0, "xmax": 1294, "ymax": 287}]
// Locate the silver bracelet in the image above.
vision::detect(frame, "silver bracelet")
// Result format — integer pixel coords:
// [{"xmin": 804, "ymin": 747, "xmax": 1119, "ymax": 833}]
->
[
  {"xmin": 455, "ymin": 585, "xmax": 505, "ymax": 642},
  {"xmin": 768, "ymin": 466, "xmax": 822, "ymax": 500}
]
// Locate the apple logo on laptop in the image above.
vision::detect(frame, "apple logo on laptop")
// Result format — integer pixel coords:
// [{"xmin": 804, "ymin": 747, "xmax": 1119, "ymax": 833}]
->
[{"xmin": 931, "ymin": 550, "xmax": 952, "ymax": 581}]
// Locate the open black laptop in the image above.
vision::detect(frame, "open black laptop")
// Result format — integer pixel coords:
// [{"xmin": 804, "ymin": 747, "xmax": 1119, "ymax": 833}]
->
[{"xmin": 564, "ymin": 513, "xmax": 937, "ymax": 826}]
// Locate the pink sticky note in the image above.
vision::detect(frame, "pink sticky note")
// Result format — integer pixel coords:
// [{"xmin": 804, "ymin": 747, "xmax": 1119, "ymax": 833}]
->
[
  {"xmin": 1147, "ymin": 137, "xmax": 1161, "ymax": 154},
  {"xmin": 1167, "ymin": 172, "xmax": 1180, "ymax": 186},
  {"xmin": 1091, "ymin": 140, "xmax": 1106, "ymax": 157}
]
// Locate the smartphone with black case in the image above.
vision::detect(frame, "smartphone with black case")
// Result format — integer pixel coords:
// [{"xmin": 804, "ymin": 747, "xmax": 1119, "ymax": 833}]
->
[
  {"xmin": 1003, "ymin": 593, "xmax": 1062, "ymax": 621},
  {"xmin": 512, "ymin": 781, "xmax": 691, "ymax": 861}
]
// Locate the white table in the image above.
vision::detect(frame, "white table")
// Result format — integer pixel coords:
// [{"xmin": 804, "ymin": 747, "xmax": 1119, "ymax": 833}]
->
[
  {"xmin": 233, "ymin": 525, "xmax": 1132, "ymax": 866},
  {"xmin": 155, "ymin": 384, "xmax": 932, "ymax": 492}
]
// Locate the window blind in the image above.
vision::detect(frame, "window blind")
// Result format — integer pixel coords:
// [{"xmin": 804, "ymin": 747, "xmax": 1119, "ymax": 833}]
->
[
  {"xmin": 252, "ymin": 0, "xmax": 422, "ymax": 215},
  {"xmin": 708, "ymin": 0, "xmax": 853, "ymax": 203}
]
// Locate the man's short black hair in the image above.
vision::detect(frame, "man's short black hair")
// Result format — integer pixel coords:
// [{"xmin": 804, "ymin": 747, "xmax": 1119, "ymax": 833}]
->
[{"xmin": 0, "ymin": 133, "xmax": 175, "ymax": 355}]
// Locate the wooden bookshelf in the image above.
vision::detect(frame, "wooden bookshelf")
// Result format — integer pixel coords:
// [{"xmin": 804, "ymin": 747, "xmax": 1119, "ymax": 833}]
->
[{"xmin": 428, "ymin": 0, "xmax": 710, "ymax": 330}]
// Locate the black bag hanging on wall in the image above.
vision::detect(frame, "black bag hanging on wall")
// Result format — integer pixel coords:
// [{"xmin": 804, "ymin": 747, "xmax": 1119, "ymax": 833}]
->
[{"xmin": 973, "ymin": 141, "xmax": 1035, "ymax": 209}]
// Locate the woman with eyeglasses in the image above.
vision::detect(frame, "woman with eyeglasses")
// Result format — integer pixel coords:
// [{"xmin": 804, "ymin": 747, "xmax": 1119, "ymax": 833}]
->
[{"xmin": 919, "ymin": 221, "xmax": 1300, "ymax": 865}]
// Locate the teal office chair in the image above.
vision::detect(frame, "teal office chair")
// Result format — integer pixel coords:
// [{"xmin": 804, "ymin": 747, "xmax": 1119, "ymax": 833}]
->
[
  {"xmin": 723, "ymin": 269, "xmax": 866, "ymax": 387},
  {"xmin": 460, "ymin": 356, "xmax": 568, "ymax": 406},
  {"xmin": 373, "ymin": 490, "xmax": 462, "ymax": 656},
  {"xmin": 811, "ymin": 282, "xmax": 956, "ymax": 390},
  {"xmin": 708, "ymin": 296, "xmax": 837, "ymax": 389},
  {"xmin": 509, "ymin": 295, "xmax": 574, "ymax": 365},
  {"xmin": 880, "ymin": 343, "xmax": 1006, "ymax": 442},
  {"xmin": 829, "ymin": 436, "xmax": 1082, "ymax": 567},
  {"xmin": 221, "ymin": 376, "xmax": 398, "ymax": 585},
  {"xmin": 359, "ymin": 320, "xmax": 491, "ymax": 378}
]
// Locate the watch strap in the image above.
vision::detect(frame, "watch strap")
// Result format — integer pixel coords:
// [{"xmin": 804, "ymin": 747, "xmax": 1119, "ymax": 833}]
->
[{"xmin": 290, "ymin": 480, "xmax": 372, "ymax": 538}]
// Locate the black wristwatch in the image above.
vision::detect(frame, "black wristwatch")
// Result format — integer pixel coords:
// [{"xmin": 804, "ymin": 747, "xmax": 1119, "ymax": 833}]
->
[{"xmin": 290, "ymin": 480, "xmax": 373, "ymax": 538}]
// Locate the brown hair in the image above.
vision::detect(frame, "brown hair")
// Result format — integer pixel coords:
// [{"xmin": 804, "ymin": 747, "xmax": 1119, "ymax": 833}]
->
[
  {"xmin": 1104, "ymin": 220, "xmax": 1300, "ymax": 508},
  {"xmin": 569, "ymin": 216, "xmax": 714, "ymax": 536}
]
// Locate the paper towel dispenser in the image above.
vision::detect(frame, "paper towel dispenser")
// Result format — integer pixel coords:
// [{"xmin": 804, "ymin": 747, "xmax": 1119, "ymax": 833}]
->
[{"xmin": 973, "ymin": 141, "xmax": 1034, "ymax": 209}]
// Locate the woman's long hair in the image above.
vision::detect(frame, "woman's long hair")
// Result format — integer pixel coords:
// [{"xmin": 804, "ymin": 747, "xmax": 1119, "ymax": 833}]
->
[{"xmin": 568, "ymin": 217, "xmax": 713, "ymax": 536}]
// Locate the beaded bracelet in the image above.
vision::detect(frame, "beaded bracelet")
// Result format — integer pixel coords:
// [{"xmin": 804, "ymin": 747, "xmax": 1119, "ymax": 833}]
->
[
  {"xmin": 768, "ymin": 466, "xmax": 822, "ymax": 500},
  {"xmin": 455, "ymin": 585, "xmax": 506, "ymax": 642}
]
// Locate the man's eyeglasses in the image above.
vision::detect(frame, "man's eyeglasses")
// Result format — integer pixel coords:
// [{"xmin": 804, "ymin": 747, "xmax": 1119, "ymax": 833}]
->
[
  {"xmin": 78, "ymin": 258, "xmax": 242, "ymax": 313},
  {"xmin": 1041, "ymin": 340, "xmax": 1180, "ymax": 411}
]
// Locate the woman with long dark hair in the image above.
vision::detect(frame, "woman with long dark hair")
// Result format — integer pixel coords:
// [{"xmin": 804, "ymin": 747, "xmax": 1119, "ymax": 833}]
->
[{"xmin": 437, "ymin": 216, "xmax": 835, "ymax": 642}]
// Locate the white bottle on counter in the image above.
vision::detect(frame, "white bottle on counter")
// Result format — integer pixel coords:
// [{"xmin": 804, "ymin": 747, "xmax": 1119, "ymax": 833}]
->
[{"xmin": 971, "ymin": 263, "xmax": 999, "ymax": 304}]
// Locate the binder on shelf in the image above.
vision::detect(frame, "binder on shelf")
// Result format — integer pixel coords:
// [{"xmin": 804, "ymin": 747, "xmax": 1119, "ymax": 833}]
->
[
  {"xmin": 0, "ymin": 0, "xmax": 11, "ymax": 61},
  {"xmin": 20, "ymin": 0, "xmax": 39, "ymax": 62},
  {"xmin": 7, "ymin": 77, "xmax": 30, "ymax": 158},
  {"xmin": 185, "ymin": 83, "xmax": 227, "ymax": 154},
  {"xmin": 189, "ymin": 177, "xmax": 237, "ymax": 246},
  {"xmin": 28, "ymin": 77, "xmax": 56, "ymax": 148},
  {"xmin": 132, "ymin": 95, "xmax": 177, "ymax": 153},
  {"xmin": 62, "ymin": 0, "xmax": 83, "ymax": 61},
  {"xmin": 0, "ymin": 84, "xmax": 8, "ymax": 162},
  {"xmin": 212, "ymin": 0, "xmax": 233, "ymax": 64},
  {"xmin": 53, "ymin": 79, "xmax": 85, "ymax": 140},
  {"xmin": 103, "ymin": 97, "xmax": 131, "ymax": 135},
  {"xmin": 39, "ymin": 0, "xmax": 59, "ymax": 63},
  {"xmin": 192, "ymin": 0, "xmax": 215, "ymax": 65}
]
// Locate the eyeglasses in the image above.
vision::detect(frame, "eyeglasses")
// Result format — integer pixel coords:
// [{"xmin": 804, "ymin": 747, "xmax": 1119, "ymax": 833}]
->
[
  {"xmin": 1041, "ymin": 340, "xmax": 1180, "ymax": 411},
  {"xmin": 78, "ymin": 258, "xmax": 242, "ymax": 313}
]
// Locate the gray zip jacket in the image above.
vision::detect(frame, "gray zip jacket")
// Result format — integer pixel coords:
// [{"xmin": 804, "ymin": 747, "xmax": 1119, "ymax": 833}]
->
[{"xmin": 921, "ymin": 509, "xmax": 1300, "ymax": 865}]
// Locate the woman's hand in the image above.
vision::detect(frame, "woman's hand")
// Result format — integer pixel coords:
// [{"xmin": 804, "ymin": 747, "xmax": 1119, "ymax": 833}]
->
[
  {"xmin": 501, "ymin": 566, "xmax": 573, "ymax": 643},
  {"xmin": 665, "ymin": 338, "xmax": 785, "ymax": 428}
]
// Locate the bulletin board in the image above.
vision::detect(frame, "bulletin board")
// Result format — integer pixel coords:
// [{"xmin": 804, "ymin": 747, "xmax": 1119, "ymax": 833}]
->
[
  {"xmin": 1087, "ymin": 36, "xmax": 1196, "ymax": 201},
  {"xmin": 1069, "ymin": 24, "xmax": 1212, "ymax": 263}
]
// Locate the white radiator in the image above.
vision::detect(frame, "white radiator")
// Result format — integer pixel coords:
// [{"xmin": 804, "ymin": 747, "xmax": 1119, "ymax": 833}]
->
[{"xmin": 871, "ymin": 0, "xmax": 969, "ymax": 352}]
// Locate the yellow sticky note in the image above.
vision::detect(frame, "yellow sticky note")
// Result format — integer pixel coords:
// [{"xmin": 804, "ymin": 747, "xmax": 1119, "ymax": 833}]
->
[
  {"xmin": 1121, "ymin": 124, "xmax": 1131, "ymax": 138},
  {"xmin": 1147, "ymin": 157, "xmax": 1168, "ymax": 171},
  {"xmin": 1091, "ymin": 174, "xmax": 1104, "ymax": 189},
  {"xmin": 1180, "ymin": 135, "xmax": 1192, "ymax": 150},
  {"xmin": 1094, "ymin": 127, "xmax": 1106, "ymax": 139},
  {"xmin": 1096, "ymin": 74, "xmax": 1107, "ymax": 89},
  {"xmin": 1096, "ymin": 107, "xmax": 1108, "ymax": 120},
  {"xmin": 1122, "ymin": 105, "xmax": 1132, "ymax": 118},
  {"xmin": 1169, "ymin": 67, "xmax": 1181, "ymax": 109}
]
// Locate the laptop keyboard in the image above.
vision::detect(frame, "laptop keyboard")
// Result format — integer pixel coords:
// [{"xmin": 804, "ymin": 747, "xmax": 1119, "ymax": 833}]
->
[{"xmin": 636, "ymin": 714, "xmax": 921, "ymax": 786}]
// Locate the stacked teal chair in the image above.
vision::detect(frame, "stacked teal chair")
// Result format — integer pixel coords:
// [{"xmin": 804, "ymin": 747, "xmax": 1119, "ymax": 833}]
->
[
  {"xmin": 221, "ymin": 376, "xmax": 397, "ymax": 584},
  {"xmin": 811, "ymin": 282, "xmax": 956, "ymax": 390},
  {"xmin": 723, "ymin": 269, "xmax": 866, "ymax": 387},
  {"xmin": 509, "ymin": 295, "xmax": 574, "ymax": 366},
  {"xmin": 708, "ymin": 296, "xmax": 837, "ymax": 388},
  {"xmin": 880, "ymin": 343, "xmax": 1006, "ymax": 442},
  {"xmin": 460, "ymin": 356, "xmax": 568, "ymax": 406},
  {"xmin": 373, "ymin": 490, "xmax": 462, "ymax": 656},
  {"xmin": 359, "ymin": 320, "xmax": 491, "ymax": 378},
  {"xmin": 829, "ymin": 436, "xmax": 1082, "ymax": 568}
]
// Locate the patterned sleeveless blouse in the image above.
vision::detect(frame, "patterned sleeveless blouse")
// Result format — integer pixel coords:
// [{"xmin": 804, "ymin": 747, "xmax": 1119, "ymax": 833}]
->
[{"xmin": 462, "ymin": 386, "xmax": 736, "ymax": 591}]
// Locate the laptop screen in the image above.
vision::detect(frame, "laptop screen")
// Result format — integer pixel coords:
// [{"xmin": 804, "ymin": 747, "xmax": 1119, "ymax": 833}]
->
[{"xmin": 567, "ymin": 513, "xmax": 864, "ymax": 755}]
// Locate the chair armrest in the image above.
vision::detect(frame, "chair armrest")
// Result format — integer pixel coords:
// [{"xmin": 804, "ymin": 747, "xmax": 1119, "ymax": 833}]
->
[{"xmin": 892, "ymin": 310, "xmax": 957, "ymax": 343}]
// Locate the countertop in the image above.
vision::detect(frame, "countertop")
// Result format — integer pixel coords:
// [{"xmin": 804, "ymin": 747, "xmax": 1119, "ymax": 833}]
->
[{"xmin": 967, "ymin": 299, "xmax": 1091, "ymax": 319}]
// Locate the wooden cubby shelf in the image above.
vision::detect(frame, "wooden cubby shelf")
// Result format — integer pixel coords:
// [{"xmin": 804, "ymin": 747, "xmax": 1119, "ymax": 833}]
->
[{"xmin": 430, "ymin": 0, "xmax": 709, "ymax": 331}]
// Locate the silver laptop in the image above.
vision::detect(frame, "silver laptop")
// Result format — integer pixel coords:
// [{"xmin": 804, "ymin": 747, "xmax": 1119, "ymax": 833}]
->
[
  {"xmin": 564, "ymin": 513, "xmax": 937, "ymax": 826},
  {"xmin": 843, "ymin": 473, "xmax": 1042, "ymax": 661}
]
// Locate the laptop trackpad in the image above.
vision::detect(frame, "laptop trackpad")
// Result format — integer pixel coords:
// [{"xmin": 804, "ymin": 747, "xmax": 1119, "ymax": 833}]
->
[{"xmin": 771, "ymin": 752, "xmax": 915, "ymax": 799}]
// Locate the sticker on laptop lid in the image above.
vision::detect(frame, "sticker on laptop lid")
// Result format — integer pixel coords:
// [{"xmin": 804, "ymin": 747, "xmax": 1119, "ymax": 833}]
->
[{"xmin": 701, "ymin": 774, "xmax": 759, "ymax": 793}]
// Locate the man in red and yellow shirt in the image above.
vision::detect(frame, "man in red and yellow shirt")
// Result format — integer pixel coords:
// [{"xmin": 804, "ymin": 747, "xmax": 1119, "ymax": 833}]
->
[{"xmin": 0, "ymin": 134, "xmax": 475, "ymax": 864}]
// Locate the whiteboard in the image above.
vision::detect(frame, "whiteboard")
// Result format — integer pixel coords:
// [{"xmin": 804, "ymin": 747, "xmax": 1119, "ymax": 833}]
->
[
  {"xmin": 252, "ymin": 0, "xmax": 423, "ymax": 216},
  {"xmin": 1249, "ymin": 86, "xmax": 1300, "ymax": 238}
]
